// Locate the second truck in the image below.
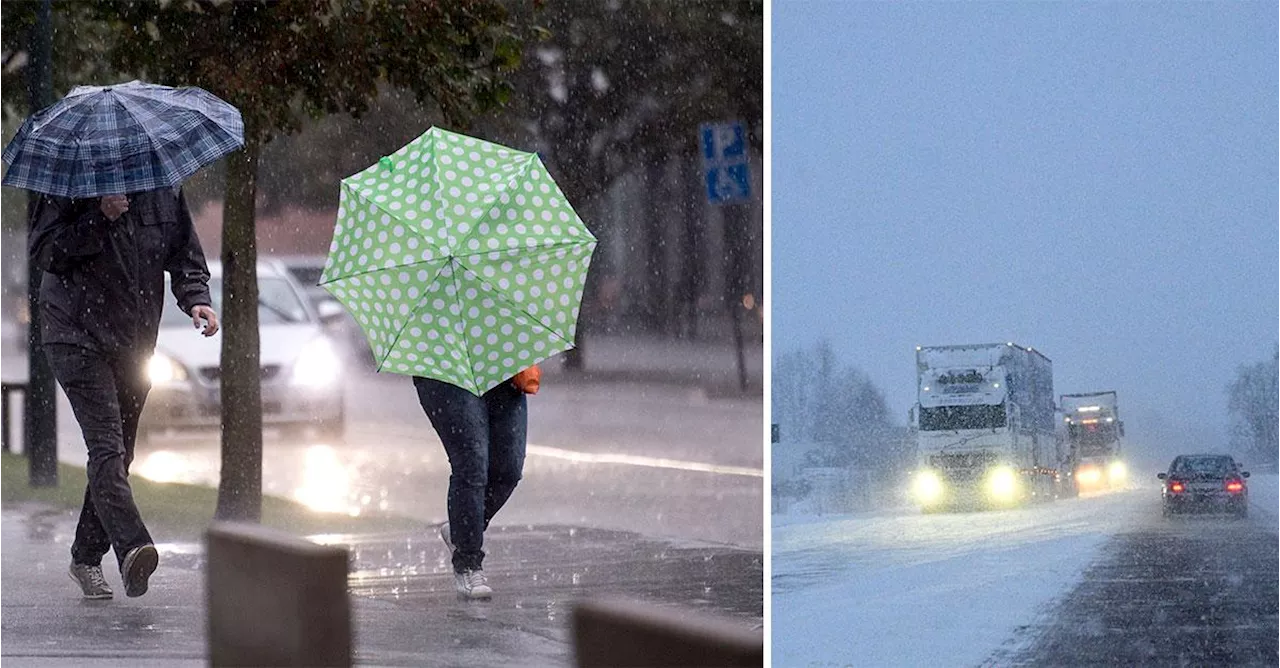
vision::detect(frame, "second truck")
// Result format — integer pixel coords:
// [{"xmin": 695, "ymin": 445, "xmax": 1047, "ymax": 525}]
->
[
  {"xmin": 909, "ymin": 342, "xmax": 1061, "ymax": 511},
  {"xmin": 1060, "ymin": 390, "xmax": 1126, "ymax": 494}
]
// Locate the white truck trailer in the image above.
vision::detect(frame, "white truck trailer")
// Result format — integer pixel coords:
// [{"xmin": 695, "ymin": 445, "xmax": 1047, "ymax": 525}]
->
[{"xmin": 910, "ymin": 342, "xmax": 1061, "ymax": 510}]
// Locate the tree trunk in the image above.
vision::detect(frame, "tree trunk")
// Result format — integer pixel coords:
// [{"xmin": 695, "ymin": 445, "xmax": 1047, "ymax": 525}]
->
[
  {"xmin": 215, "ymin": 129, "xmax": 263, "ymax": 522},
  {"xmin": 643, "ymin": 158, "xmax": 669, "ymax": 335},
  {"xmin": 24, "ymin": 0, "xmax": 58, "ymax": 487},
  {"xmin": 678, "ymin": 151, "xmax": 703, "ymax": 340}
]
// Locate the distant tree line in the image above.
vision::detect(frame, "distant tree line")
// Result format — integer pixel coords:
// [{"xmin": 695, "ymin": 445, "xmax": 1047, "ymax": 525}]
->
[
  {"xmin": 773, "ymin": 341, "xmax": 910, "ymax": 474},
  {"xmin": 1227, "ymin": 346, "xmax": 1278, "ymax": 465}
]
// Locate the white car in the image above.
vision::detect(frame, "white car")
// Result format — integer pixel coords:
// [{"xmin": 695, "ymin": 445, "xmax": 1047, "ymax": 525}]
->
[
  {"xmin": 139, "ymin": 260, "xmax": 345, "ymax": 442},
  {"xmin": 273, "ymin": 254, "xmax": 375, "ymax": 369}
]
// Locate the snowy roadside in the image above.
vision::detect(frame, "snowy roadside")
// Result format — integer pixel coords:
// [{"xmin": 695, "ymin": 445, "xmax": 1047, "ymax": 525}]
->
[
  {"xmin": 771, "ymin": 489, "xmax": 1154, "ymax": 667},
  {"xmin": 1247, "ymin": 472, "xmax": 1277, "ymax": 523}
]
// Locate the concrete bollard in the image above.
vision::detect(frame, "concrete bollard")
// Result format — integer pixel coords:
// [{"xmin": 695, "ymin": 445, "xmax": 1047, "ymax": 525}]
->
[
  {"xmin": 572, "ymin": 596, "xmax": 763, "ymax": 667},
  {"xmin": 1, "ymin": 381, "xmax": 27, "ymax": 453},
  {"xmin": 206, "ymin": 521, "xmax": 351, "ymax": 667}
]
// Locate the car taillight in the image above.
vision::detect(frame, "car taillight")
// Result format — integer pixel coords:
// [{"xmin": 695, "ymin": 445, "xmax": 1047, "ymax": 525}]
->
[
  {"xmin": 1225, "ymin": 480, "xmax": 1244, "ymax": 493},
  {"xmin": 1169, "ymin": 481, "xmax": 1185, "ymax": 493}
]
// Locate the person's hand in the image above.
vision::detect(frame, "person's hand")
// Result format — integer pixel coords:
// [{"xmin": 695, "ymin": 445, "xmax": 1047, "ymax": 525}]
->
[
  {"xmin": 191, "ymin": 305, "xmax": 219, "ymax": 337},
  {"xmin": 99, "ymin": 195, "xmax": 129, "ymax": 221}
]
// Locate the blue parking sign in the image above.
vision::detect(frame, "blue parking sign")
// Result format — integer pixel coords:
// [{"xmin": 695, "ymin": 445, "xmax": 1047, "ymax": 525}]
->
[{"xmin": 699, "ymin": 121, "xmax": 752, "ymax": 205}]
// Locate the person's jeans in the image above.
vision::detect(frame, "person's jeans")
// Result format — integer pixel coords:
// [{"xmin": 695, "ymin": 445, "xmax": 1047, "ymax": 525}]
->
[
  {"xmin": 413, "ymin": 377, "xmax": 527, "ymax": 573},
  {"xmin": 43, "ymin": 344, "xmax": 153, "ymax": 570}
]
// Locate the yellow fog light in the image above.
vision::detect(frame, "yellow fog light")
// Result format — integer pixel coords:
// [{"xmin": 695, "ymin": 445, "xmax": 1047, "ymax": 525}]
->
[
  {"xmin": 987, "ymin": 466, "xmax": 1019, "ymax": 501},
  {"xmin": 912, "ymin": 470, "xmax": 945, "ymax": 505},
  {"xmin": 1108, "ymin": 461, "xmax": 1127, "ymax": 483}
]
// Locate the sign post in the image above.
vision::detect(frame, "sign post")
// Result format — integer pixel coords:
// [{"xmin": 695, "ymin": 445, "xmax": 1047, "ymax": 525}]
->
[{"xmin": 699, "ymin": 121, "xmax": 753, "ymax": 392}]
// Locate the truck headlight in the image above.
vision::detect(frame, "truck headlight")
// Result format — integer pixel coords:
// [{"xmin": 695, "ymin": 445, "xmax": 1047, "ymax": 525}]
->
[
  {"xmin": 1077, "ymin": 465, "xmax": 1102, "ymax": 486},
  {"xmin": 987, "ymin": 466, "xmax": 1019, "ymax": 501},
  {"xmin": 912, "ymin": 470, "xmax": 945, "ymax": 504},
  {"xmin": 1108, "ymin": 461, "xmax": 1127, "ymax": 482},
  {"xmin": 147, "ymin": 353, "xmax": 187, "ymax": 387},
  {"xmin": 292, "ymin": 337, "xmax": 342, "ymax": 388}
]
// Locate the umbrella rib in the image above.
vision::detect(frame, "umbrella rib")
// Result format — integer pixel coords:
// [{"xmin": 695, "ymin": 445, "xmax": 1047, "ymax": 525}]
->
[
  {"xmin": 317, "ymin": 256, "xmax": 451, "ymax": 286},
  {"xmin": 453, "ymin": 261, "xmax": 573, "ymax": 390},
  {"xmin": 447, "ymin": 260, "xmax": 480, "ymax": 393},
  {"xmin": 450, "ymin": 153, "xmax": 537, "ymax": 254},
  {"xmin": 457, "ymin": 239, "xmax": 593, "ymax": 262},
  {"xmin": 318, "ymin": 184, "xmax": 450, "ymax": 286},
  {"xmin": 29, "ymin": 98, "xmax": 77, "ymax": 135},
  {"xmin": 112, "ymin": 94, "xmax": 186, "ymax": 190},
  {"xmin": 369, "ymin": 259, "xmax": 477, "ymax": 390},
  {"xmin": 65, "ymin": 98, "xmax": 107, "ymax": 199},
  {"xmin": 454, "ymin": 243, "xmax": 594, "ymax": 347}
]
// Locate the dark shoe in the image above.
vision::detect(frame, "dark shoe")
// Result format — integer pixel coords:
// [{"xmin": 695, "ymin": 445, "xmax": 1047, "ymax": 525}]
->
[
  {"xmin": 121, "ymin": 544, "xmax": 158, "ymax": 598},
  {"xmin": 68, "ymin": 563, "xmax": 113, "ymax": 600},
  {"xmin": 439, "ymin": 522, "xmax": 453, "ymax": 552}
]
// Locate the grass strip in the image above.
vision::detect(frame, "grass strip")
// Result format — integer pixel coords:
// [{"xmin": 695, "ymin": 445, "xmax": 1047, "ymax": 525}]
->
[{"xmin": 1, "ymin": 452, "xmax": 423, "ymax": 540}]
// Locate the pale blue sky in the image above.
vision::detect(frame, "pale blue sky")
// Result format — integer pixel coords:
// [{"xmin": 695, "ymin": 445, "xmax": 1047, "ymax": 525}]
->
[{"xmin": 772, "ymin": 1, "xmax": 1277, "ymax": 461}]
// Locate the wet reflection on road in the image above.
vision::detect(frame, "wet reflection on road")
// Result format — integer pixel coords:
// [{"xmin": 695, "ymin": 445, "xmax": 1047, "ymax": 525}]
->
[{"xmin": 332, "ymin": 524, "xmax": 763, "ymax": 622}]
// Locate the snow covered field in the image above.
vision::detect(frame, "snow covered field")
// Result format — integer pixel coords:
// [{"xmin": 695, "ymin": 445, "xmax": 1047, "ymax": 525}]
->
[{"xmin": 770, "ymin": 475, "xmax": 1277, "ymax": 668}]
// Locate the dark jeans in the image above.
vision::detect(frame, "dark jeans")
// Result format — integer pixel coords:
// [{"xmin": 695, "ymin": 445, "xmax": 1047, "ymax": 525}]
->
[
  {"xmin": 413, "ymin": 377, "xmax": 527, "ymax": 573},
  {"xmin": 44, "ymin": 343, "xmax": 153, "ymax": 570}
]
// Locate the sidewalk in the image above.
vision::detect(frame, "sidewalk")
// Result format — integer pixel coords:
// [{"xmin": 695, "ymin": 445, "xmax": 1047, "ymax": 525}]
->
[
  {"xmin": 540, "ymin": 333, "xmax": 763, "ymax": 397},
  {"xmin": 1, "ymin": 504, "xmax": 762, "ymax": 667}
]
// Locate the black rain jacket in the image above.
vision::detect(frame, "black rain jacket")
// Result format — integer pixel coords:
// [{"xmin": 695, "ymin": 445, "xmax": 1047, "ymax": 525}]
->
[{"xmin": 28, "ymin": 188, "xmax": 212, "ymax": 356}]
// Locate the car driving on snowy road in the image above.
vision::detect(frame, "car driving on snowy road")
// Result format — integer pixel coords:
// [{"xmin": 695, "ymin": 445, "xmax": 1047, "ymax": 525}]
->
[{"xmin": 1158, "ymin": 454, "xmax": 1250, "ymax": 518}]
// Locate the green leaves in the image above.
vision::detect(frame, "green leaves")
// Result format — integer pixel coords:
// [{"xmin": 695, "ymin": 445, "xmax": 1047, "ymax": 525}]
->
[{"xmin": 75, "ymin": 0, "xmax": 535, "ymax": 144}]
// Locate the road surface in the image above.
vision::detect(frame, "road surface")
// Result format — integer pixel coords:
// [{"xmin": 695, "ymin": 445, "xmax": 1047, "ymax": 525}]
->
[{"xmin": 772, "ymin": 476, "xmax": 1277, "ymax": 667}]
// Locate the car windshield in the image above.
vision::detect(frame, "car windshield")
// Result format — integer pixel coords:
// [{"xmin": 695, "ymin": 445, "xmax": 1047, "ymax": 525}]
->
[
  {"xmin": 1171, "ymin": 456, "xmax": 1235, "ymax": 477},
  {"xmin": 160, "ymin": 277, "xmax": 309, "ymax": 327},
  {"xmin": 285, "ymin": 265, "xmax": 325, "ymax": 287}
]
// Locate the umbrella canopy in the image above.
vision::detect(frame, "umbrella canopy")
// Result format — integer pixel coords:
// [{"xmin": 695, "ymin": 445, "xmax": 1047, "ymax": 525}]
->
[
  {"xmin": 1, "ymin": 80, "xmax": 243, "ymax": 198},
  {"xmin": 320, "ymin": 127, "xmax": 597, "ymax": 395}
]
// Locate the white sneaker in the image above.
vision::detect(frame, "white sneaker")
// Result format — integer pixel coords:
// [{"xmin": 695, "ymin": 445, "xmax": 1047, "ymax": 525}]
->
[
  {"xmin": 454, "ymin": 569, "xmax": 492, "ymax": 599},
  {"xmin": 68, "ymin": 563, "xmax": 113, "ymax": 599},
  {"xmin": 439, "ymin": 522, "xmax": 453, "ymax": 552}
]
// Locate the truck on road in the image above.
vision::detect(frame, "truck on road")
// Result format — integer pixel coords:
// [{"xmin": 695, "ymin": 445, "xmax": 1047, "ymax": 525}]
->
[
  {"xmin": 909, "ymin": 342, "xmax": 1061, "ymax": 511},
  {"xmin": 1060, "ymin": 391, "xmax": 1126, "ymax": 494}
]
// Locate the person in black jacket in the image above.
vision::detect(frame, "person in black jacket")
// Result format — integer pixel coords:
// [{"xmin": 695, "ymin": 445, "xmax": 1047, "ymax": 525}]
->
[{"xmin": 29, "ymin": 189, "xmax": 218, "ymax": 599}]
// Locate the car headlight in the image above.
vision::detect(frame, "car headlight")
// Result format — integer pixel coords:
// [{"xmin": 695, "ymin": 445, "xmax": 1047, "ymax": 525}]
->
[
  {"xmin": 1107, "ymin": 461, "xmax": 1127, "ymax": 482},
  {"xmin": 147, "ymin": 353, "xmax": 187, "ymax": 387},
  {"xmin": 912, "ymin": 470, "xmax": 945, "ymax": 504},
  {"xmin": 987, "ymin": 466, "xmax": 1019, "ymax": 501},
  {"xmin": 291, "ymin": 337, "xmax": 341, "ymax": 388}
]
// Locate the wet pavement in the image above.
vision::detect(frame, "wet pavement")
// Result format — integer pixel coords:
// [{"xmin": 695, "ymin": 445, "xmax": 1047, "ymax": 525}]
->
[
  {"xmin": 1, "ymin": 505, "xmax": 763, "ymax": 667},
  {"xmin": 2, "ymin": 334, "xmax": 764, "ymax": 665},
  {"xmin": 996, "ymin": 502, "xmax": 1278, "ymax": 667}
]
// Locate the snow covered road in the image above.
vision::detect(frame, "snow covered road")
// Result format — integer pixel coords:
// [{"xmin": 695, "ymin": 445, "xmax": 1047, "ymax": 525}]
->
[
  {"xmin": 771, "ymin": 491, "xmax": 1145, "ymax": 666},
  {"xmin": 771, "ymin": 476, "xmax": 1277, "ymax": 667}
]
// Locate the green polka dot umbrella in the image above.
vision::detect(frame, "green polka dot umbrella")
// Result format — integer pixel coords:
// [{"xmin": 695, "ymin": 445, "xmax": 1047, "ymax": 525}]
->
[{"xmin": 319, "ymin": 127, "xmax": 597, "ymax": 395}]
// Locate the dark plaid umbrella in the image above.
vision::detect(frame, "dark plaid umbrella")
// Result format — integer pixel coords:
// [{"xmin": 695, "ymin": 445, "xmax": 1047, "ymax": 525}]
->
[{"xmin": 1, "ymin": 80, "xmax": 243, "ymax": 199}]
